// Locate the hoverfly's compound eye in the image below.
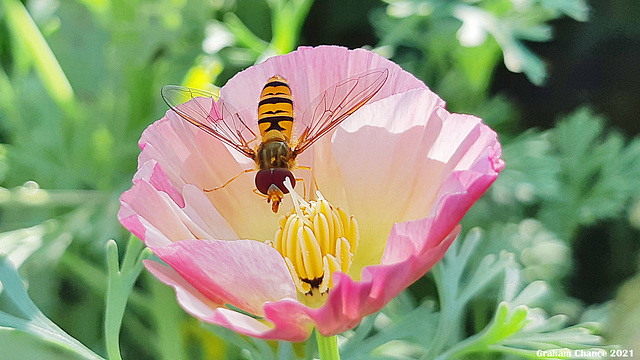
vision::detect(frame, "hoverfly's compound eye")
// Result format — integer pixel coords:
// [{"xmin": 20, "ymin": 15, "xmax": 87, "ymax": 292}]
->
[{"xmin": 255, "ymin": 169, "xmax": 295, "ymax": 195}]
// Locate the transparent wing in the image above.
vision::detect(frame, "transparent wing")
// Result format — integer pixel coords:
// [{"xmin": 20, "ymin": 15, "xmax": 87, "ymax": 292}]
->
[
  {"xmin": 293, "ymin": 68, "xmax": 389, "ymax": 157},
  {"xmin": 161, "ymin": 85, "xmax": 257, "ymax": 159}
]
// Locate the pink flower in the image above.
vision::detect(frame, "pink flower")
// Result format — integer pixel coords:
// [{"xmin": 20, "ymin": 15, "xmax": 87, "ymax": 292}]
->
[{"xmin": 118, "ymin": 46, "xmax": 504, "ymax": 342}]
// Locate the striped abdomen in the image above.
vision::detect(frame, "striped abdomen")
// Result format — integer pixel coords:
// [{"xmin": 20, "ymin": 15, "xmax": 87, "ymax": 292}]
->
[{"xmin": 258, "ymin": 76, "xmax": 293, "ymax": 141}]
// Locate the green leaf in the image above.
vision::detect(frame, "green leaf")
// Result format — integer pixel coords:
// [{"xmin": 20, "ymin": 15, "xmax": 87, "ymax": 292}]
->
[
  {"xmin": 540, "ymin": 0, "xmax": 589, "ymax": 22},
  {"xmin": 202, "ymin": 323, "xmax": 278, "ymax": 359},
  {"xmin": 1, "ymin": 0, "xmax": 76, "ymax": 113},
  {"xmin": 428, "ymin": 229, "xmax": 514, "ymax": 356},
  {"xmin": 0, "ymin": 221, "xmax": 55, "ymax": 270},
  {"xmin": 223, "ymin": 13, "xmax": 269, "ymax": 55},
  {"xmin": 0, "ymin": 257, "xmax": 104, "ymax": 360},
  {"xmin": 438, "ymin": 274, "xmax": 605, "ymax": 359},
  {"xmin": 541, "ymin": 107, "xmax": 640, "ymax": 239},
  {"xmin": 377, "ymin": 1, "xmax": 590, "ymax": 88},
  {"xmin": 0, "ymin": 328, "xmax": 90, "ymax": 360},
  {"xmin": 434, "ymin": 229, "xmax": 514, "ymax": 307},
  {"xmin": 341, "ymin": 299, "xmax": 439, "ymax": 358}
]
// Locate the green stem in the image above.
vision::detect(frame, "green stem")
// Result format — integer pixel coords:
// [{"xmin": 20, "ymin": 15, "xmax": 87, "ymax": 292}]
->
[
  {"xmin": 315, "ymin": 330, "xmax": 340, "ymax": 360},
  {"xmin": 0, "ymin": 186, "xmax": 108, "ymax": 208},
  {"xmin": 424, "ymin": 263, "xmax": 462, "ymax": 359},
  {"xmin": 104, "ymin": 236, "xmax": 151, "ymax": 360},
  {"xmin": 268, "ymin": 0, "xmax": 314, "ymax": 54}
]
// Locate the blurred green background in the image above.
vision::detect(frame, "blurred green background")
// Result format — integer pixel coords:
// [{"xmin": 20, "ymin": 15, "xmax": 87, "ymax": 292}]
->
[{"xmin": 1, "ymin": 0, "xmax": 639, "ymax": 359}]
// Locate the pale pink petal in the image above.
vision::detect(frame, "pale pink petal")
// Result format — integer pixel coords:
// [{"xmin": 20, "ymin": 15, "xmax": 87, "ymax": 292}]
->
[
  {"xmin": 150, "ymin": 239, "xmax": 297, "ymax": 317},
  {"xmin": 119, "ymin": 159, "xmax": 239, "ymax": 244},
  {"xmin": 221, "ymin": 46, "xmax": 427, "ymax": 119},
  {"xmin": 118, "ymin": 213, "xmax": 172, "ymax": 247},
  {"xmin": 380, "ymin": 158, "xmax": 502, "ymax": 267},
  {"xmin": 120, "ymin": 180, "xmax": 196, "ymax": 243},
  {"xmin": 294, "ymin": 136, "xmax": 501, "ymax": 335},
  {"xmin": 138, "ymin": 117, "xmax": 191, "ymax": 190},
  {"xmin": 313, "ymin": 89, "xmax": 502, "ymax": 275},
  {"xmin": 316, "ymin": 90, "xmax": 449, "ymax": 274},
  {"xmin": 132, "ymin": 160, "xmax": 185, "ymax": 207},
  {"xmin": 146, "ymin": 260, "xmax": 312, "ymax": 340},
  {"xmin": 146, "ymin": 258, "xmax": 315, "ymax": 341},
  {"xmin": 180, "ymin": 184, "xmax": 238, "ymax": 240},
  {"xmin": 145, "ymin": 259, "xmax": 223, "ymax": 314},
  {"xmin": 118, "ymin": 214, "xmax": 148, "ymax": 242}
]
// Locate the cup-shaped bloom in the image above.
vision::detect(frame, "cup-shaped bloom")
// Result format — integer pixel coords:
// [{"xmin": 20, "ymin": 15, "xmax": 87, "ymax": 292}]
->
[{"xmin": 118, "ymin": 46, "xmax": 504, "ymax": 341}]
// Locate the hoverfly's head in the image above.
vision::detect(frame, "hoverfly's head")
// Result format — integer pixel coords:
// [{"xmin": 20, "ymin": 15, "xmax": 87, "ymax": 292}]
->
[
  {"xmin": 267, "ymin": 186, "xmax": 283, "ymax": 213},
  {"xmin": 255, "ymin": 168, "xmax": 295, "ymax": 213}
]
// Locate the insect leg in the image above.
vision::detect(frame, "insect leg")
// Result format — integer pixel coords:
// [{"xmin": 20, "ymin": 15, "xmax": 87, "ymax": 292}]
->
[
  {"xmin": 204, "ymin": 168, "xmax": 256, "ymax": 192},
  {"xmin": 252, "ymin": 188, "xmax": 268, "ymax": 198}
]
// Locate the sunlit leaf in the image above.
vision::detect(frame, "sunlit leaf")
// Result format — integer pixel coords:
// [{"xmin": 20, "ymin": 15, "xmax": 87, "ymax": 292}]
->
[{"xmin": 1, "ymin": 0, "xmax": 75, "ymax": 112}]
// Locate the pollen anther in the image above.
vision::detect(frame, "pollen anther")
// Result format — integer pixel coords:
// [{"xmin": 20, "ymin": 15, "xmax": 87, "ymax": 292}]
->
[{"xmin": 274, "ymin": 178, "xmax": 359, "ymax": 299}]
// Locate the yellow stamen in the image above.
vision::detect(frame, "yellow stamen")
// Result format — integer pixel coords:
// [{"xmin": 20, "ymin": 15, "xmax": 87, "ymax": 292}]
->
[
  {"xmin": 273, "ymin": 178, "xmax": 359, "ymax": 303},
  {"xmin": 299, "ymin": 225, "xmax": 323, "ymax": 280},
  {"xmin": 321, "ymin": 255, "xmax": 341, "ymax": 293},
  {"xmin": 336, "ymin": 237, "xmax": 352, "ymax": 273}
]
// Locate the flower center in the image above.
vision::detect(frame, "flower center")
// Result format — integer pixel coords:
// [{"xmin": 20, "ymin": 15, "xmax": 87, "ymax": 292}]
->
[{"xmin": 267, "ymin": 179, "xmax": 359, "ymax": 301}]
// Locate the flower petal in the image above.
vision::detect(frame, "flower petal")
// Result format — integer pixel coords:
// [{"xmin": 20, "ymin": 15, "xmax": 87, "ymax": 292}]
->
[
  {"xmin": 221, "ymin": 45, "xmax": 427, "ymax": 118},
  {"xmin": 146, "ymin": 259, "xmax": 314, "ymax": 340},
  {"xmin": 317, "ymin": 89, "xmax": 502, "ymax": 275},
  {"xmin": 133, "ymin": 160, "xmax": 185, "ymax": 207},
  {"xmin": 119, "ymin": 159, "xmax": 238, "ymax": 245},
  {"xmin": 316, "ymin": 90, "xmax": 446, "ymax": 274},
  {"xmin": 150, "ymin": 239, "xmax": 297, "ymax": 317},
  {"xmin": 145, "ymin": 259, "xmax": 222, "ymax": 316},
  {"xmin": 147, "ymin": 258, "xmax": 316, "ymax": 341},
  {"xmin": 119, "ymin": 180, "xmax": 196, "ymax": 245}
]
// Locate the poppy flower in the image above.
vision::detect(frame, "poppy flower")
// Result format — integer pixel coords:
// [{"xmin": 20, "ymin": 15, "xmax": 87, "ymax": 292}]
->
[{"xmin": 118, "ymin": 46, "xmax": 504, "ymax": 342}]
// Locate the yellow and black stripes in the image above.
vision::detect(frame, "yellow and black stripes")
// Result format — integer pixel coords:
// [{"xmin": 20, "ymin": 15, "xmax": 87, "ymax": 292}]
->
[{"xmin": 258, "ymin": 76, "xmax": 294, "ymax": 141}]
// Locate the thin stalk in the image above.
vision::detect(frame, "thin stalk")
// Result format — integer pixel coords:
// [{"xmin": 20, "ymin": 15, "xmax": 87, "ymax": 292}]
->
[
  {"xmin": 104, "ymin": 237, "xmax": 151, "ymax": 360},
  {"xmin": 315, "ymin": 330, "xmax": 340, "ymax": 360}
]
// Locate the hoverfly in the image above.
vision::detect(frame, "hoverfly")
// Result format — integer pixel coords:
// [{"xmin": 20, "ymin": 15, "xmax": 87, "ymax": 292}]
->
[{"xmin": 161, "ymin": 68, "xmax": 389, "ymax": 213}]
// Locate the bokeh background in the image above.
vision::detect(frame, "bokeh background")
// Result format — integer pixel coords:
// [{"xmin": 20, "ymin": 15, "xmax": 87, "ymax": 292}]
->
[{"xmin": 1, "ymin": 0, "xmax": 639, "ymax": 359}]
